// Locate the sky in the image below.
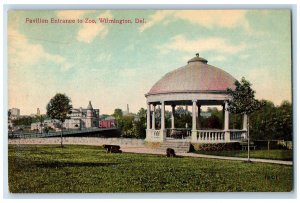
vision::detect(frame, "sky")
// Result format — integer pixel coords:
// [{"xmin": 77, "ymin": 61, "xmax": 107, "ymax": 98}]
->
[{"xmin": 7, "ymin": 9, "xmax": 292, "ymax": 115}]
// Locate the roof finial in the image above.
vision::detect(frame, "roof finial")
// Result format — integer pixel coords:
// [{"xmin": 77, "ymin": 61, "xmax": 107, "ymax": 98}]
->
[{"xmin": 196, "ymin": 53, "xmax": 199, "ymax": 57}]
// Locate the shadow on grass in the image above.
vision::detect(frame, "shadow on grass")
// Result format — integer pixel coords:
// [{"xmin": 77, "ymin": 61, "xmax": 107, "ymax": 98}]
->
[{"xmin": 34, "ymin": 161, "xmax": 118, "ymax": 168}]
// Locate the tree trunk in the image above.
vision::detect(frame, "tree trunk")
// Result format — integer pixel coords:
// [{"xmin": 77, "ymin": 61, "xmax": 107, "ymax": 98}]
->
[
  {"xmin": 60, "ymin": 128, "xmax": 63, "ymax": 148},
  {"xmin": 267, "ymin": 140, "xmax": 270, "ymax": 158},
  {"xmin": 247, "ymin": 116, "xmax": 250, "ymax": 162}
]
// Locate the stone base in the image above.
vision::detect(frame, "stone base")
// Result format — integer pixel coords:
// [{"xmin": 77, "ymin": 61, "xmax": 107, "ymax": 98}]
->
[{"xmin": 145, "ymin": 129, "xmax": 166, "ymax": 142}]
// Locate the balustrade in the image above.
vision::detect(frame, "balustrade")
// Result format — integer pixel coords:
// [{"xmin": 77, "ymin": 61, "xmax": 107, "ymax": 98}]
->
[{"xmin": 196, "ymin": 130, "xmax": 225, "ymax": 142}]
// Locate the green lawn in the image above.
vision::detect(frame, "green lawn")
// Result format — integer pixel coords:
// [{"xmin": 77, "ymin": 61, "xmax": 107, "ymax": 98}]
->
[
  {"xmin": 8, "ymin": 144, "xmax": 293, "ymax": 193},
  {"xmin": 196, "ymin": 150, "xmax": 293, "ymax": 161}
]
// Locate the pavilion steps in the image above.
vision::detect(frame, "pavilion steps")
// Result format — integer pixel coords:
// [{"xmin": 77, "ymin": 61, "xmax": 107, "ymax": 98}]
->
[{"xmin": 158, "ymin": 141, "xmax": 191, "ymax": 153}]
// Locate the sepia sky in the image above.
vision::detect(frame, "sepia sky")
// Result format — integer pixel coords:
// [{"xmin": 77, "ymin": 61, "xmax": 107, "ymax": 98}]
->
[{"xmin": 8, "ymin": 10, "xmax": 292, "ymax": 115}]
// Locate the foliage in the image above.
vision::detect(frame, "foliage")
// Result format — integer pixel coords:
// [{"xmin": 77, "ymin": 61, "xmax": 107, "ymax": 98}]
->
[
  {"xmin": 227, "ymin": 77, "xmax": 265, "ymax": 115},
  {"xmin": 250, "ymin": 100, "xmax": 292, "ymax": 141},
  {"xmin": 229, "ymin": 114, "xmax": 243, "ymax": 129},
  {"xmin": 46, "ymin": 93, "xmax": 72, "ymax": 123},
  {"xmin": 8, "ymin": 144, "xmax": 293, "ymax": 192},
  {"xmin": 273, "ymin": 101, "xmax": 292, "ymax": 140},
  {"xmin": 120, "ymin": 115, "xmax": 135, "ymax": 137},
  {"xmin": 11, "ymin": 116, "xmax": 34, "ymax": 126},
  {"xmin": 100, "ymin": 114, "xmax": 110, "ymax": 120},
  {"xmin": 201, "ymin": 115, "xmax": 222, "ymax": 129},
  {"xmin": 11, "ymin": 115, "xmax": 47, "ymax": 126},
  {"xmin": 113, "ymin": 108, "xmax": 123, "ymax": 120},
  {"xmin": 8, "ymin": 110, "xmax": 11, "ymax": 119},
  {"xmin": 112, "ymin": 108, "xmax": 133, "ymax": 137},
  {"xmin": 133, "ymin": 108, "xmax": 147, "ymax": 138},
  {"xmin": 112, "ymin": 108, "xmax": 147, "ymax": 138},
  {"xmin": 225, "ymin": 77, "xmax": 293, "ymax": 151},
  {"xmin": 46, "ymin": 93, "xmax": 72, "ymax": 147},
  {"xmin": 137, "ymin": 107, "xmax": 147, "ymax": 118},
  {"xmin": 174, "ymin": 106, "xmax": 192, "ymax": 128}
]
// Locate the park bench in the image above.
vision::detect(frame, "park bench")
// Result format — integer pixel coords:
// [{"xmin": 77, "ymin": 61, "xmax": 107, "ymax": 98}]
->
[
  {"xmin": 241, "ymin": 142, "xmax": 257, "ymax": 151},
  {"xmin": 103, "ymin": 145, "xmax": 122, "ymax": 153}
]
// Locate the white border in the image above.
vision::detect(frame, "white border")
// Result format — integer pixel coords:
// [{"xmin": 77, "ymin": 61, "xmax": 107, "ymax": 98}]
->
[{"xmin": 1, "ymin": 1, "xmax": 299, "ymax": 201}]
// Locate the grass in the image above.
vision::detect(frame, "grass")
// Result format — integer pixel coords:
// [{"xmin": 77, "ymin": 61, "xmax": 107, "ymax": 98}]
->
[
  {"xmin": 196, "ymin": 149, "xmax": 293, "ymax": 161},
  {"xmin": 8, "ymin": 144, "xmax": 293, "ymax": 193}
]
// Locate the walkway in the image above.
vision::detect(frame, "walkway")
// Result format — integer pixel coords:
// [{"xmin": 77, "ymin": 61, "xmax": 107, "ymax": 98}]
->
[{"xmin": 121, "ymin": 146, "xmax": 293, "ymax": 166}]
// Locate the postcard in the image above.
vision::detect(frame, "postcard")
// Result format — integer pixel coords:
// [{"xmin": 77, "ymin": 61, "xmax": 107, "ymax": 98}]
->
[{"xmin": 7, "ymin": 9, "xmax": 293, "ymax": 193}]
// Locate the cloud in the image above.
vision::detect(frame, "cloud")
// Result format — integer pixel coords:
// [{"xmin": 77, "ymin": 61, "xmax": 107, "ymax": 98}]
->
[
  {"xmin": 76, "ymin": 11, "xmax": 112, "ymax": 43},
  {"xmin": 139, "ymin": 10, "xmax": 174, "ymax": 32},
  {"xmin": 158, "ymin": 35, "xmax": 247, "ymax": 55},
  {"xmin": 140, "ymin": 10, "xmax": 249, "ymax": 32},
  {"xmin": 8, "ymin": 26, "xmax": 70, "ymax": 70}
]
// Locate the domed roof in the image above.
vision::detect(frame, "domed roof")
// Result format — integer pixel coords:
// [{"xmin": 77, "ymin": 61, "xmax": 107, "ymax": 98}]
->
[{"xmin": 147, "ymin": 54, "xmax": 237, "ymax": 96}]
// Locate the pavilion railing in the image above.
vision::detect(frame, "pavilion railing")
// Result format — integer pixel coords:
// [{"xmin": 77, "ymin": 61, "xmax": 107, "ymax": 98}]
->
[
  {"xmin": 147, "ymin": 129, "xmax": 245, "ymax": 142},
  {"xmin": 147, "ymin": 129, "xmax": 161, "ymax": 140},
  {"xmin": 196, "ymin": 130, "xmax": 225, "ymax": 142},
  {"xmin": 166, "ymin": 128, "xmax": 191, "ymax": 140},
  {"xmin": 230, "ymin": 130, "xmax": 246, "ymax": 141}
]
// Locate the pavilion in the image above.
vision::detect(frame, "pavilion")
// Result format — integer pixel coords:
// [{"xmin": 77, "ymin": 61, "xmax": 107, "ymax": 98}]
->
[{"xmin": 145, "ymin": 54, "xmax": 247, "ymax": 143}]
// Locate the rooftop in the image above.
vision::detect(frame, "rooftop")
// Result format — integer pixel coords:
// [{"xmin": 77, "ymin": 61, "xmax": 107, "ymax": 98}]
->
[{"xmin": 146, "ymin": 54, "xmax": 237, "ymax": 96}]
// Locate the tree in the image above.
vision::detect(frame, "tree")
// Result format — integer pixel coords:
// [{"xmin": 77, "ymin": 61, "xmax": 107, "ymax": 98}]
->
[
  {"xmin": 36, "ymin": 115, "xmax": 45, "ymax": 134},
  {"xmin": 203, "ymin": 115, "xmax": 222, "ymax": 129},
  {"xmin": 12, "ymin": 116, "xmax": 35, "ymax": 126},
  {"xmin": 133, "ymin": 108, "xmax": 147, "ymax": 138},
  {"xmin": 174, "ymin": 106, "xmax": 192, "ymax": 128},
  {"xmin": 227, "ymin": 77, "xmax": 265, "ymax": 161},
  {"xmin": 8, "ymin": 110, "xmax": 11, "ymax": 120},
  {"xmin": 277, "ymin": 101, "xmax": 292, "ymax": 140},
  {"xmin": 113, "ymin": 108, "xmax": 123, "ymax": 120},
  {"xmin": 250, "ymin": 100, "xmax": 276, "ymax": 151},
  {"xmin": 46, "ymin": 93, "xmax": 72, "ymax": 147},
  {"xmin": 112, "ymin": 108, "xmax": 123, "ymax": 128},
  {"xmin": 121, "ymin": 115, "xmax": 134, "ymax": 137},
  {"xmin": 137, "ymin": 108, "xmax": 147, "ymax": 119}
]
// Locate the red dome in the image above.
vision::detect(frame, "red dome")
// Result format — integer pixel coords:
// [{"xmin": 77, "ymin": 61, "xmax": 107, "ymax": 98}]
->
[{"xmin": 147, "ymin": 55, "xmax": 236, "ymax": 96}]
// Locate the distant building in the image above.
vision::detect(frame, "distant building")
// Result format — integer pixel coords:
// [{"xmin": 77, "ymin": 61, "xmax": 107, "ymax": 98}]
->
[
  {"xmin": 99, "ymin": 116, "xmax": 116, "ymax": 128},
  {"xmin": 10, "ymin": 108, "xmax": 20, "ymax": 120},
  {"xmin": 63, "ymin": 101, "xmax": 100, "ymax": 129},
  {"xmin": 31, "ymin": 119, "xmax": 61, "ymax": 132}
]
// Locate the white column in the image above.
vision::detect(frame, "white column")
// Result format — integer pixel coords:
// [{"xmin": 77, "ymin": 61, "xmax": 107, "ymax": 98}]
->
[
  {"xmin": 152, "ymin": 104, "xmax": 156, "ymax": 130},
  {"xmin": 224, "ymin": 101, "xmax": 230, "ymax": 142},
  {"xmin": 147, "ymin": 103, "xmax": 151, "ymax": 130},
  {"xmin": 197, "ymin": 104, "xmax": 201, "ymax": 130},
  {"xmin": 243, "ymin": 114, "xmax": 248, "ymax": 130},
  {"xmin": 160, "ymin": 101, "xmax": 166, "ymax": 142},
  {"xmin": 192, "ymin": 100, "xmax": 197, "ymax": 131},
  {"xmin": 171, "ymin": 105, "xmax": 175, "ymax": 129},
  {"xmin": 161, "ymin": 101, "xmax": 165, "ymax": 130},
  {"xmin": 242, "ymin": 114, "xmax": 248, "ymax": 139},
  {"xmin": 224, "ymin": 102, "xmax": 229, "ymax": 131},
  {"xmin": 191, "ymin": 100, "xmax": 197, "ymax": 142}
]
